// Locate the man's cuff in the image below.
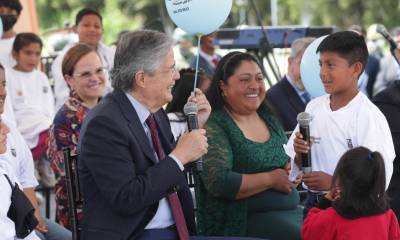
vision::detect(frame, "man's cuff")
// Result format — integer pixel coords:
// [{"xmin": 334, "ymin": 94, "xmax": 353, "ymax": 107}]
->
[{"xmin": 169, "ymin": 154, "xmax": 184, "ymax": 171}]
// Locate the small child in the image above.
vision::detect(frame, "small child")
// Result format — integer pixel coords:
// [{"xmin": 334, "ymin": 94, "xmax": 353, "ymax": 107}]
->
[
  {"xmin": 302, "ymin": 147, "xmax": 400, "ymax": 240},
  {"xmin": 284, "ymin": 31, "xmax": 395, "ymax": 217},
  {"xmin": 7, "ymin": 32, "xmax": 55, "ymax": 186}
]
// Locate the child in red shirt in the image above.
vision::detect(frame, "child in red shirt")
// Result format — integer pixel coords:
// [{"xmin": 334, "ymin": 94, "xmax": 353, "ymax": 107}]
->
[{"xmin": 302, "ymin": 147, "xmax": 400, "ymax": 240}]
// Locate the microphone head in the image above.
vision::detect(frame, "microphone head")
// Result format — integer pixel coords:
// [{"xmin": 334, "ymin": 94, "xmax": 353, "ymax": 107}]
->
[
  {"xmin": 183, "ymin": 102, "xmax": 198, "ymax": 116},
  {"xmin": 297, "ymin": 112, "xmax": 313, "ymax": 126}
]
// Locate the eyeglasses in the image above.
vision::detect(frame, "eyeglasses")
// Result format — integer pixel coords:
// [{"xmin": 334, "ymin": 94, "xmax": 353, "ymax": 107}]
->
[{"xmin": 72, "ymin": 67, "xmax": 107, "ymax": 80}]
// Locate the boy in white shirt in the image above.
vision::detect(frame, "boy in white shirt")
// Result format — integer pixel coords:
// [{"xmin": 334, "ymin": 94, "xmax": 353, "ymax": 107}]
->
[
  {"xmin": 51, "ymin": 8, "xmax": 114, "ymax": 110},
  {"xmin": 285, "ymin": 31, "xmax": 395, "ymax": 218},
  {"xmin": 0, "ymin": 0, "xmax": 23, "ymax": 69}
]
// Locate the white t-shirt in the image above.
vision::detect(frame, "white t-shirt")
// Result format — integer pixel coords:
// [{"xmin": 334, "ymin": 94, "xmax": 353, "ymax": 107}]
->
[
  {"xmin": 0, "ymin": 118, "xmax": 38, "ymax": 189},
  {"xmin": 0, "ymin": 162, "xmax": 40, "ymax": 240},
  {"xmin": 284, "ymin": 92, "xmax": 395, "ymax": 189},
  {"xmin": 6, "ymin": 68, "xmax": 55, "ymax": 149},
  {"xmin": 0, "ymin": 37, "xmax": 16, "ymax": 69},
  {"xmin": 51, "ymin": 42, "xmax": 115, "ymax": 110}
]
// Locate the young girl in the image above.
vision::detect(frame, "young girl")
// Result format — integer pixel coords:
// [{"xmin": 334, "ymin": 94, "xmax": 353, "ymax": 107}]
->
[
  {"xmin": 302, "ymin": 147, "xmax": 400, "ymax": 240},
  {"xmin": 7, "ymin": 32, "xmax": 55, "ymax": 186}
]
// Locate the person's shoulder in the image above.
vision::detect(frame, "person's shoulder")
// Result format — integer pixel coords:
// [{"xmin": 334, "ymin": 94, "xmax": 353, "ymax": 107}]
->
[
  {"xmin": 206, "ymin": 110, "xmax": 227, "ymax": 129},
  {"xmin": 267, "ymin": 78, "xmax": 288, "ymax": 95},
  {"xmin": 53, "ymin": 104, "xmax": 74, "ymax": 124},
  {"xmin": 35, "ymin": 69, "xmax": 49, "ymax": 80},
  {"xmin": 373, "ymin": 81, "xmax": 400, "ymax": 105},
  {"xmin": 357, "ymin": 93, "xmax": 387, "ymax": 119},
  {"xmin": 305, "ymin": 94, "xmax": 328, "ymax": 111}
]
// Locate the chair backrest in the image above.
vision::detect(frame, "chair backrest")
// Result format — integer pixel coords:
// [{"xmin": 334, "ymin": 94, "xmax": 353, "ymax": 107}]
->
[{"xmin": 62, "ymin": 148, "xmax": 82, "ymax": 240}]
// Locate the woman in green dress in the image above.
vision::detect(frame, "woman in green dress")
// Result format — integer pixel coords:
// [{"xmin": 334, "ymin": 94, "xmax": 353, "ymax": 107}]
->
[{"xmin": 198, "ymin": 52, "xmax": 302, "ymax": 240}]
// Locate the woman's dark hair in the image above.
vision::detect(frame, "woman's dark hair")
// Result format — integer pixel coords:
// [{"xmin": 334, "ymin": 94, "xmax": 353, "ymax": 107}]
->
[
  {"xmin": 332, "ymin": 146, "xmax": 389, "ymax": 219},
  {"xmin": 13, "ymin": 32, "xmax": 43, "ymax": 53},
  {"xmin": 165, "ymin": 68, "xmax": 207, "ymax": 114},
  {"xmin": 206, "ymin": 51, "xmax": 272, "ymax": 114}
]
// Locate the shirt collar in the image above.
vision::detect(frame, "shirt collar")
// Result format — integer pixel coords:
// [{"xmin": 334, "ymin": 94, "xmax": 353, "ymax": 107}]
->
[
  {"xmin": 199, "ymin": 49, "xmax": 218, "ymax": 65},
  {"xmin": 286, "ymin": 74, "xmax": 307, "ymax": 95},
  {"xmin": 125, "ymin": 92, "xmax": 151, "ymax": 127}
]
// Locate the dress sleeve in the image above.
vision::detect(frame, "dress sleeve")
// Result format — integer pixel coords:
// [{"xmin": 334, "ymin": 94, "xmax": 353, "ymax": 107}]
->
[
  {"xmin": 301, "ymin": 207, "xmax": 335, "ymax": 240},
  {"xmin": 200, "ymin": 119, "xmax": 242, "ymax": 200}
]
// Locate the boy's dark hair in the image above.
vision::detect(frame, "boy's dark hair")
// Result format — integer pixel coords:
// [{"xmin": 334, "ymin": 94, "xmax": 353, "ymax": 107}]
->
[
  {"xmin": 165, "ymin": 68, "xmax": 207, "ymax": 114},
  {"xmin": 0, "ymin": 0, "xmax": 23, "ymax": 15},
  {"xmin": 317, "ymin": 31, "xmax": 369, "ymax": 76},
  {"xmin": 75, "ymin": 8, "xmax": 102, "ymax": 26},
  {"xmin": 13, "ymin": 33, "xmax": 43, "ymax": 52},
  {"xmin": 332, "ymin": 146, "xmax": 389, "ymax": 219}
]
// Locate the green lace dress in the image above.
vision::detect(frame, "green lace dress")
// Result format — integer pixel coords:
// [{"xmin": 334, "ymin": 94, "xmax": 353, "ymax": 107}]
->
[{"xmin": 197, "ymin": 109, "xmax": 302, "ymax": 239}]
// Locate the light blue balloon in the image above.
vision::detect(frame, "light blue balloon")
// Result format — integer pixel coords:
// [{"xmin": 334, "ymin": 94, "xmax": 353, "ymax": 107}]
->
[
  {"xmin": 165, "ymin": 0, "xmax": 232, "ymax": 35},
  {"xmin": 300, "ymin": 36, "xmax": 327, "ymax": 98}
]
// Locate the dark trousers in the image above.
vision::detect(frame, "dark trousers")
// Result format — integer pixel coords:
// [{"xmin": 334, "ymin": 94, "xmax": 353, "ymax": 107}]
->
[{"xmin": 303, "ymin": 191, "xmax": 325, "ymax": 219}]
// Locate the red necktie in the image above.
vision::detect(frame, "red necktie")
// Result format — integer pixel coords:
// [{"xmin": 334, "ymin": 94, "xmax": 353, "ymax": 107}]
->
[
  {"xmin": 211, "ymin": 57, "xmax": 219, "ymax": 67},
  {"xmin": 146, "ymin": 114, "xmax": 190, "ymax": 240}
]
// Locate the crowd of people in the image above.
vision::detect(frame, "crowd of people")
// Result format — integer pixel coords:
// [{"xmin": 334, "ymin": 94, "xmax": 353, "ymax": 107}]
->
[{"xmin": 1, "ymin": 0, "xmax": 400, "ymax": 239}]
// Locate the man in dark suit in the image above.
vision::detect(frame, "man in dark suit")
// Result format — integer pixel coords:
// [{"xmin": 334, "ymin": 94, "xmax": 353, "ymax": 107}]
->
[
  {"xmin": 266, "ymin": 37, "xmax": 314, "ymax": 132},
  {"xmin": 190, "ymin": 32, "xmax": 220, "ymax": 79},
  {"xmin": 373, "ymin": 80, "xmax": 400, "ymax": 221},
  {"xmin": 78, "ymin": 30, "xmax": 210, "ymax": 240}
]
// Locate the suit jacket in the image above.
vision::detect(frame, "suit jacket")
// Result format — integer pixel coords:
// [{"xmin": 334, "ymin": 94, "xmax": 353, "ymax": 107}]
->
[
  {"xmin": 78, "ymin": 89, "xmax": 196, "ymax": 240},
  {"xmin": 190, "ymin": 54, "xmax": 216, "ymax": 79},
  {"xmin": 373, "ymin": 81, "xmax": 400, "ymax": 220},
  {"xmin": 266, "ymin": 76, "xmax": 306, "ymax": 132}
]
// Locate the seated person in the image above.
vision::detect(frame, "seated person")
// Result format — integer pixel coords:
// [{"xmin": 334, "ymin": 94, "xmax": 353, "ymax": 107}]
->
[
  {"xmin": 166, "ymin": 68, "xmax": 210, "ymax": 140},
  {"xmin": 190, "ymin": 32, "xmax": 220, "ymax": 79},
  {"xmin": 373, "ymin": 80, "xmax": 400, "ymax": 221},
  {"xmin": 51, "ymin": 8, "xmax": 114, "ymax": 110},
  {"xmin": 198, "ymin": 51, "xmax": 302, "ymax": 239},
  {"xmin": 0, "ymin": 63, "xmax": 71, "ymax": 240},
  {"xmin": 7, "ymin": 32, "xmax": 56, "ymax": 187},
  {"xmin": 266, "ymin": 37, "xmax": 314, "ymax": 132},
  {"xmin": 48, "ymin": 43, "xmax": 106, "ymax": 229},
  {"xmin": 0, "ymin": 0, "xmax": 23, "ymax": 68},
  {"xmin": 302, "ymin": 147, "xmax": 400, "ymax": 239}
]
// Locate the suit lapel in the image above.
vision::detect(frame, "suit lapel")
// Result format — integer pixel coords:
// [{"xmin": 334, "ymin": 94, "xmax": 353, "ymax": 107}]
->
[
  {"xmin": 282, "ymin": 77, "xmax": 306, "ymax": 112},
  {"xmin": 154, "ymin": 110, "xmax": 174, "ymax": 155},
  {"xmin": 112, "ymin": 90, "xmax": 158, "ymax": 164}
]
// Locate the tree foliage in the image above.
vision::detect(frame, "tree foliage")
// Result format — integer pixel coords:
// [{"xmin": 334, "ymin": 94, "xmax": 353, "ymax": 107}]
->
[{"xmin": 36, "ymin": 0, "xmax": 400, "ymax": 45}]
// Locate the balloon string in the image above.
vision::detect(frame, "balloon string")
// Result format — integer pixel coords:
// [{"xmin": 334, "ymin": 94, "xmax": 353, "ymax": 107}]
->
[{"xmin": 193, "ymin": 34, "xmax": 202, "ymax": 97}]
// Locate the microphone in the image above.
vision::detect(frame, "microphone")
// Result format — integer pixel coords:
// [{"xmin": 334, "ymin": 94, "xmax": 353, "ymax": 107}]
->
[
  {"xmin": 183, "ymin": 101, "xmax": 203, "ymax": 171},
  {"xmin": 297, "ymin": 112, "xmax": 313, "ymax": 174},
  {"xmin": 376, "ymin": 24, "xmax": 398, "ymax": 51}
]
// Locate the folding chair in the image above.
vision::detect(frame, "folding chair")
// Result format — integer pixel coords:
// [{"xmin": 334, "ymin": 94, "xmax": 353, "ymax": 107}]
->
[{"xmin": 62, "ymin": 148, "xmax": 83, "ymax": 240}]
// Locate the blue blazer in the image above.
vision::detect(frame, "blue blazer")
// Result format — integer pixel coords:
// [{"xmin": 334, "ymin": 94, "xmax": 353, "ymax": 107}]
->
[
  {"xmin": 266, "ymin": 76, "xmax": 306, "ymax": 132},
  {"xmin": 190, "ymin": 54, "xmax": 216, "ymax": 79},
  {"xmin": 78, "ymin": 89, "xmax": 196, "ymax": 240}
]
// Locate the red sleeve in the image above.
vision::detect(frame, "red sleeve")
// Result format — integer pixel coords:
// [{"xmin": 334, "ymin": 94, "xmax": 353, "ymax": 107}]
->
[
  {"xmin": 389, "ymin": 210, "xmax": 400, "ymax": 240},
  {"xmin": 302, "ymin": 207, "xmax": 336, "ymax": 240}
]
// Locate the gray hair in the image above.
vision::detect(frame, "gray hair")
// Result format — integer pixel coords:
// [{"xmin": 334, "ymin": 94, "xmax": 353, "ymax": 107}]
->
[
  {"xmin": 111, "ymin": 30, "xmax": 174, "ymax": 91},
  {"xmin": 289, "ymin": 37, "xmax": 315, "ymax": 59}
]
